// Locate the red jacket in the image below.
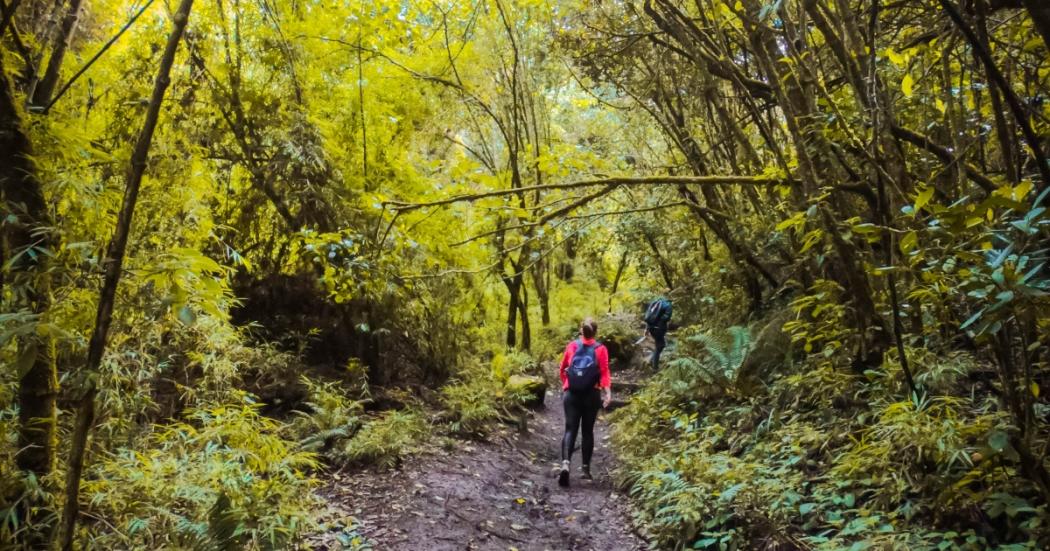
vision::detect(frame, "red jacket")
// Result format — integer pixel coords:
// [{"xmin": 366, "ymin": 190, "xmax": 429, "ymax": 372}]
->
[{"xmin": 559, "ymin": 338, "xmax": 611, "ymax": 391}]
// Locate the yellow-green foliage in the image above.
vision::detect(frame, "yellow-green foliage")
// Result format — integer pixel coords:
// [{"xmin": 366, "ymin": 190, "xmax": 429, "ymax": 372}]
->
[
  {"xmin": 341, "ymin": 409, "xmax": 428, "ymax": 469},
  {"xmin": 441, "ymin": 376, "xmax": 533, "ymax": 436},
  {"xmin": 81, "ymin": 397, "xmax": 318, "ymax": 549},
  {"xmin": 614, "ymin": 323, "xmax": 1048, "ymax": 550},
  {"xmin": 489, "ymin": 350, "xmax": 538, "ymax": 381},
  {"xmin": 440, "ymin": 352, "xmax": 538, "ymax": 436},
  {"xmin": 286, "ymin": 377, "xmax": 365, "ymax": 458}
]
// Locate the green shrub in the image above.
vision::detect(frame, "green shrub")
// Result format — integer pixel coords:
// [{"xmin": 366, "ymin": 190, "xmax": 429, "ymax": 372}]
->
[
  {"xmin": 81, "ymin": 395, "xmax": 319, "ymax": 549},
  {"xmin": 340, "ymin": 409, "xmax": 428, "ymax": 469},
  {"xmin": 285, "ymin": 377, "xmax": 365, "ymax": 460},
  {"xmin": 614, "ymin": 320, "xmax": 1050, "ymax": 550},
  {"xmin": 440, "ymin": 374, "xmax": 533, "ymax": 436}
]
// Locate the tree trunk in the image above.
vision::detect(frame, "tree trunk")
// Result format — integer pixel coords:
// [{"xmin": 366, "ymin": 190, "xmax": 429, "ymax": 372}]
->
[
  {"xmin": 642, "ymin": 231, "xmax": 675, "ymax": 290},
  {"xmin": 609, "ymin": 250, "xmax": 629, "ymax": 313},
  {"xmin": 1022, "ymin": 0, "xmax": 1050, "ymax": 53},
  {"xmin": 30, "ymin": 0, "xmax": 84, "ymax": 106},
  {"xmin": 977, "ymin": 0, "xmax": 1020, "ymax": 183},
  {"xmin": 741, "ymin": 0, "xmax": 889, "ymax": 370},
  {"xmin": 557, "ymin": 234, "xmax": 577, "ymax": 281},
  {"xmin": 518, "ymin": 278, "xmax": 531, "ymax": 351},
  {"xmin": 504, "ymin": 274, "xmax": 519, "ymax": 348},
  {"xmin": 532, "ymin": 260, "xmax": 550, "ymax": 326},
  {"xmin": 610, "ymin": 250, "xmax": 628, "ymax": 295},
  {"xmin": 59, "ymin": 1, "xmax": 195, "ymax": 548},
  {"xmin": 1, "ymin": 45, "xmax": 58, "ymax": 544}
]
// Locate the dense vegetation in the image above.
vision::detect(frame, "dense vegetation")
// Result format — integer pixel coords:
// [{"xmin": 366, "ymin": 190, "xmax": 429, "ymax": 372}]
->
[{"xmin": 1, "ymin": 0, "xmax": 1048, "ymax": 549}]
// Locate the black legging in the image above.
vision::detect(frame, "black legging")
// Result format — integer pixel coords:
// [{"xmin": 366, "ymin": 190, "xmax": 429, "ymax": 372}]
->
[
  {"xmin": 561, "ymin": 388, "xmax": 601, "ymax": 465},
  {"xmin": 649, "ymin": 324, "xmax": 667, "ymax": 369}
]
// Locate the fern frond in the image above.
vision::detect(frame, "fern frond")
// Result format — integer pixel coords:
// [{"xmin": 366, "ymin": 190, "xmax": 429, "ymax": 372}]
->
[
  {"xmin": 726, "ymin": 326, "xmax": 752, "ymax": 375},
  {"xmin": 687, "ymin": 332, "xmax": 730, "ymax": 371}
]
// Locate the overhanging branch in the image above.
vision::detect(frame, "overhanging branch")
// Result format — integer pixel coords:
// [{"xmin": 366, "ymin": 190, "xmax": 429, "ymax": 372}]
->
[{"xmin": 383, "ymin": 174, "xmax": 795, "ymax": 211}]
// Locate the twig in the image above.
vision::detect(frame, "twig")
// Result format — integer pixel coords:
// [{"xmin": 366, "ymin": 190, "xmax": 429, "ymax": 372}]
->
[{"xmin": 938, "ymin": 0, "xmax": 1050, "ymax": 188}]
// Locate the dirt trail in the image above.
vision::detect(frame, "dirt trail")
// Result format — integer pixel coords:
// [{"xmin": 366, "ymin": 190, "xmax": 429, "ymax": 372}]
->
[{"xmin": 318, "ymin": 368, "xmax": 647, "ymax": 550}]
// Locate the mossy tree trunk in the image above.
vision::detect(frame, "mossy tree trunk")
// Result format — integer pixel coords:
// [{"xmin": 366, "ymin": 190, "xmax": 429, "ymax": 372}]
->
[{"xmin": 0, "ymin": 30, "xmax": 58, "ymax": 486}]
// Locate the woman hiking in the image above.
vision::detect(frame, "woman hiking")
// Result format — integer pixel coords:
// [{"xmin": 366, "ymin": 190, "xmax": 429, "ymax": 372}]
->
[{"xmin": 558, "ymin": 318, "xmax": 612, "ymax": 487}]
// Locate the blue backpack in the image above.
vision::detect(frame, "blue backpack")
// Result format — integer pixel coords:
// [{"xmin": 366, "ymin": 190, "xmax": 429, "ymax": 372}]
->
[
  {"xmin": 644, "ymin": 298, "xmax": 670, "ymax": 325},
  {"xmin": 567, "ymin": 340, "xmax": 600, "ymax": 392}
]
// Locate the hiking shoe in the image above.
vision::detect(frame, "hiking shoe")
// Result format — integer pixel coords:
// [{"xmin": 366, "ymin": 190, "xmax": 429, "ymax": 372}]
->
[
  {"xmin": 558, "ymin": 460, "xmax": 570, "ymax": 487},
  {"xmin": 581, "ymin": 465, "xmax": 593, "ymax": 480}
]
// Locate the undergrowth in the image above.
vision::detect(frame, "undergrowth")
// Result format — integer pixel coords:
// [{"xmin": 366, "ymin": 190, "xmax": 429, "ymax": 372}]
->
[
  {"xmin": 341, "ymin": 408, "xmax": 429, "ymax": 469},
  {"xmin": 440, "ymin": 350, "xmax": 539, "ymax": 436},
  {"xmin": 81, "ymin": 395, "xmax": 319, "ymax": 549},
  {"xmin": 614, "ymin": 322, "xmax": 1049, "ymax": 550}
]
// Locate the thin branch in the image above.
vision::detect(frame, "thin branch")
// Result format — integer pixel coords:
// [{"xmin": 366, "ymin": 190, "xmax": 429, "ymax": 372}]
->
[
  {"xmin": 400, "ymin": 215, "xmax": 602, "ymax": 281},
  {"xmin": 891, "ymin": 125, "xmax": 997, "ymax": 192},
  {"xmin": 564, "ymin": 201, "xmax": 690, "ymax": 220},
  {"xmin": 383, "ymin": 174, "xmax": 795, "ymax": 211},
  {"xmin": 938, "ymin": 0, "xmax": 1050, "ymax": 187},
  {"xmin": 41, "ymin": 0, "xmax": 158, "ymax": 112},
  {"xmin": 450, "ymin": 184, "xmax": 620, "ymax": 246}
]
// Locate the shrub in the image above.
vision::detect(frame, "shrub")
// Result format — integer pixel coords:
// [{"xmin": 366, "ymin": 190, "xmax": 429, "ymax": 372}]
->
[
  {"xmin": 285, "ymin": 377, "xmax": 365, "ymax": 460},
  {"xmin": 614, "ymin": 320, "xmax": 1050, "ymax": 550},
  {"xmin": 80, "ymin": 395, "xmax": 319, "ymax": 549},
  {"xmin": 340, "ymin": 409, "xmax": 428, "ymax": 469},
  {"xmin": 440, "ymin": 374, "xmax": 533, "ymax": 436}
]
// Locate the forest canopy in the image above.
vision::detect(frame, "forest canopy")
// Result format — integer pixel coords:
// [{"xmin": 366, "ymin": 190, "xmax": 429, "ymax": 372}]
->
[{"xmin": 2, "ymin": 0, "xmax": 1050, "ymax": 549}]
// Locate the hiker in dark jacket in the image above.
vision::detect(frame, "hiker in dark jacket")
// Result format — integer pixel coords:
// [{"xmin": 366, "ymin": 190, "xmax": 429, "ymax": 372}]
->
[
  {"xmin": 644, "ymin": 291, "xmax": 672, "ymax": 370},
  {"xmin": 557, "ymin": 318, "xmax": 611, "ymax": 487}
]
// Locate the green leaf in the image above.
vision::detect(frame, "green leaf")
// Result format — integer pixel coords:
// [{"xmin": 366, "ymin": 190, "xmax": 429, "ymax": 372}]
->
[
  {"xmin": 988, "ymin": 430, "xmax": 1009, "ymax": 452},
  {"xmin": 914, "ymin": 186, "xmax": 934, "ymax": 211},
  {"xmin": 899, "ymin": 231, "xmax": 918, "ymax": 254},
  {"xmin": 16, "ymin": 342, "xmax": 38, "ymax": 378},
  {"xmin": 901, "ymin": 74, "xmax": 914, "ymax": 97},
  {"xmin": 178, "ymin": 305, "xmax": 196, "ymax": 326},
  {"xmin": 960, "ymin": 309, "xmax": 985, "ymax": 330},
  {"xmin": 849, "ymin": 538, "xmax": 872, "ymax": 550}
]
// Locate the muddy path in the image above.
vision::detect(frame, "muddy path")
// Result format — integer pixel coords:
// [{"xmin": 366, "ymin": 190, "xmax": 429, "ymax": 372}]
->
[{"xmin": 316, "ymin": 368, "xmax": 648, "ymax": 550}]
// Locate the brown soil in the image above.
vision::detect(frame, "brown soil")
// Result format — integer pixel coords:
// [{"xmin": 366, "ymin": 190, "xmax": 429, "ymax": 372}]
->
[{"xmin": 315, "ymin": 376, "xmax": 648, "ymax": 550}]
